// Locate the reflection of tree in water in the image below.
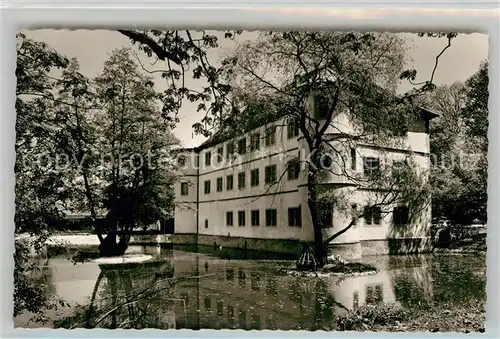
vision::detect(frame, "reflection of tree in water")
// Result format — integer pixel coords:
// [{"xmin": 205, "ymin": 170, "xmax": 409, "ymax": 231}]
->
[
  {"xmin": 389, "ymin": 255, "xmax": 435, "ymax": 308},
  {"xmin": 389, "ymin": 255, "xmax": 486, "ymax": 309},
  {"xmin": 292, "ymin": 276, "xmax": 349, "ymax": 330},
  {"xmin": 54, "ymin": 260, "xmax": 187, "ymax": 329},
  {"xmin": 15, "ymin": 256, "xmax": 63, "ymax": 324},
  {"xmin": 28, "ymin": 257, "xmax": 57, "ymax": 296},
  {"xmin": 430, "ymin": 255, "xmax": 485, "ymax": 304},
  {"xmin": 313, "ymin": 278, "xmax": 348, "ymax": 330}
]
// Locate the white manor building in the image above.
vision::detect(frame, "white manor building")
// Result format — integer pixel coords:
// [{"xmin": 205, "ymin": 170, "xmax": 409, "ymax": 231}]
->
[{"xmin": 172, "ymin": 96, "xmax": 438, "ymax": 259}]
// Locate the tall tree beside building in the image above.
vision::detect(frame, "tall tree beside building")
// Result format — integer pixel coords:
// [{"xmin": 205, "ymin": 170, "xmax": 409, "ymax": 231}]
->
[
  {"xmin": 14, "ymin": 33, "xmax": 206, "ymax": 318},
  {"xmin": 210, "ymin": 32, "xmax": 433, "ymax": 264},
  {"xmin": 94, "ymin": 49, "xmax": 180, "ymax": 255},
  {"xmin": 416, "ymin": 83, "xmax": 468, "ymax": 222},
  {"xmin": 15, "ymin": 41, "xmax": 181, "ymax": 257},
  {"xmin": 460, "ymin": 61, "xmax": 488, "ymax": 223},
  {"xmin": 14, "ymin": 33, "xmax": 71, "ymax": 321},
  {"xmin": 419, "ymin": 62, "xmax": 488, "ymax": 224},
  {"xmin": 462, "ymin": 61, "xmax": 489, "ymax": 144},
  {"xmin": 61, "ymin": 49, "xmax": 182, "ymax": 256}
]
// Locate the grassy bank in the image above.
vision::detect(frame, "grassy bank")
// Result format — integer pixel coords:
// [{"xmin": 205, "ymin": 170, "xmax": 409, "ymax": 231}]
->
[{"xmin": 336, "ymin": 301, "xmax": 485, "ymax": 333}]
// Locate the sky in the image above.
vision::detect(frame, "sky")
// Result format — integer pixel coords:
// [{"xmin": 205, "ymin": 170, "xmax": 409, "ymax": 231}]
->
[{"xmin": 23, "ymin": 29, "xmax": 489, "ymax": 148}]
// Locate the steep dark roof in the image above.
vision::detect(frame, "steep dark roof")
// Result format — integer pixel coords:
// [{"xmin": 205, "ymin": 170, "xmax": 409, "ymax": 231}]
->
[
  {"xmin": 187, "ymin": 98, "xmax": 290, "ymax": 152},
  {"xmin": 419, "ymin": 107, "xmax": 439, "ymax": 120}
]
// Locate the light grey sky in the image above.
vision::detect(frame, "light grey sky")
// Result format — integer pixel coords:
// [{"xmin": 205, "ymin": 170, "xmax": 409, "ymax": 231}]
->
[{"xmin": 24, "ymin": 30, "xmax": 488, "ymax": 148}]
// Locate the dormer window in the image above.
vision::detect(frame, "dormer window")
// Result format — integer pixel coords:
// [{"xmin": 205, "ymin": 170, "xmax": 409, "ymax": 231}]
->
[
  {"xmin": 226, "ymin": 142, "xmax": 235, "ymax": 160},
  {"xmin": 250, "ymin": 133, "xmax": 260, "ymax": 151},
  {"xmin": 265, "ymin": 126, "xmax": 276, "ymax": 146},
  {"xmin": 177, "ymin": 155, "xmax": 187, "ymax": 167},
  {"xmin": 238, "ymin": 138, "xmax": 247, "ymax": 154},
  {"xmin": 205, "ymin": 151, "xmax": 212, "ymax": 166},
  {"xmin": 216, "ymin": 146, "xmax": 224, "ymax": 163},
  {"xmin": 287, "ymin": 118, "xmax": 299, "ymax": 139}
]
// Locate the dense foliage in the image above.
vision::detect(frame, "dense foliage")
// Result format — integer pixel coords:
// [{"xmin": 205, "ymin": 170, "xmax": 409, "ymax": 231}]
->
[
  {"xmin": 15, "ymin": 33, "xmax": 71, "ymax": 321},
  {"xmin": 14, "ymin": 35, "xmax": 181, "ymax": 318},
  {"xmin": 14, "ymin": 30, "xmax": 487, "ymax": 321},
  {"xmin": 55, "ymin": 49, "xmax": 181, "ymax": 255},
  {"xmin": 117, "ymin": 29, "xmax": 243, "ymax": 135},
  {"xmin": 421, "ymin": 62, "xmax": 488, "ymax": 224},
  {"xmin": 124, "ymin": 31, "xmax": 444, "ymax": 265},
  {"xmin": 210, "ymin": 31, "xmax": 434, "ymax": 263}
]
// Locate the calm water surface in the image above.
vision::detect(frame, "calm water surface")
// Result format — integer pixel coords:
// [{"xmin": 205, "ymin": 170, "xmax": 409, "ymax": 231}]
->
[{"xmin": 15, "ymin": 245, "xmax": 486, "ymax": 330}]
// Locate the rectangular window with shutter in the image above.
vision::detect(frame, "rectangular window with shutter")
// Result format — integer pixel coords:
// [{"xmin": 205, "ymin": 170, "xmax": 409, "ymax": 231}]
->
[
  {"xmin": 205, "ymin": 152, "xmax": 211, "ymax": 166},
  {"xmin": 238, "ymin": 138, "xmax": 247, "ymax": 154},
  {"xmin": 364, "ymin": 206, "xmax": 382, "ymax": 226},
  {"xmin": 319, "ymin": 202, "xmax": 333, "ymax": 228},
  {"xmin": 288, "ymin": 206, "xmax": 302, "ymax": 227},
  {"xmin": 216, "ymin": 146, "xmax": 224, "ymax": 163},
  {"xmin": 226, "ymin": 212, "xmax": 233, "ymax": 226},
  {"xmin": 226, "ymin": 175, "xmax": 234, "ymax": 190},
  {"xmin": 393, "ymin": 206, "xmax": 409, "ymax": 225},
  {"xmin": 180, "ymin": 182, "xmax": 189, "ymax": 196},
  {"xmin": 363, "ymin": 157, "xmax": 380, "ymax": 177},
  {"xmin": 287, "ymin": 159, "xmax": 300, "ymax": 180},
  {"xmin": 265, "ymin": 126, "xmax": 276, "ymax": 146},
  {"xmin": 287, "ymin": 118, "xmax": 299, "ymax": 139},
  {"xmin": 238, "ymin": 172, "xmax": 245, "ymax": 189},
  {"xmin": 251, "ymin": 169, "xmax": 259, "ymax": 187},
  {"xmin": 351, "ymin": 148, "xmax": 357, "ymax": 171},
  {"xmin": 314, "ymin": 95, "xmax": 329, "ymax": 119},
  {"xmin": 251, "ymin": 210, "xmax": 260, "ymax": 226},
  {"xmin": 227, "ymin": 142, "xmax": 235, "ymax": 160},
  {"xmin": 238, "ymin": 211, "xmax": 245, "ymax": 227},
  {"xmin": 265, "ymin": 209, "xmax": 277, "ymax": 226},
  {"xmin": 250, "ymin": 133, "xmax": 260, "ymax": 151},
  {"xmin": 265, "ymin": 165, "xmax": 277, "ymax": 184}
]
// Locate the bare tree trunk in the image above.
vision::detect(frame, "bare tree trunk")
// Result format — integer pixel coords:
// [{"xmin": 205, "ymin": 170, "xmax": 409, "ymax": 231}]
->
[
  {"xmin": 307, "ymin": 170, "xmax": 326, "ymax": 266},
  {"xmin": 99, "ymin": 227, "xmax": 128, "ymax": 256},
  {"xmin": 323, "ymin": 217, "xmax": 358, "ymax": 245},
  {"xmin": 73, "ymin": 104, "xmax": 104, "ymax": 244},
  {"xmin": 81, "ymin": 173, "xmax": 104, "ymax": 244},
  {"xmin": 85, "ymin": 271, "xmax": 103, "ymax": 328}
]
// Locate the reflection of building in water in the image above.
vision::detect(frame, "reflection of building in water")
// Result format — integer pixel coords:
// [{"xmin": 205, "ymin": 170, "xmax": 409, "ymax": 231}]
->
[
  {"xmin": 171, "ymin": 255, "xmax": 397, "ymax": 330},
  {"xmin": 16, "ymin": 249, "xmax": 406, "ymax": 330},
  {"xmin": 327, "ymin": 270, "xmax": 398, "ymax": 315},
  {"xmin": 172, "ymin": 256, "xmax": 330, "ymax": 330}
]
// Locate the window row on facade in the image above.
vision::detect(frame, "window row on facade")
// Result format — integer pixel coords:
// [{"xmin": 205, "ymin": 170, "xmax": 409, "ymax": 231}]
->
[
  {"xmin": 201, "ymin": 205, "xmax": 409, "ymax": 229},
  {"xmin": 194, "ymin": 202, "xmax": 408, "ymax": 230},
  {"xmin": 198, "ymin": 95, "xmax": 334, "ymax": 168},
  {"xmin": 201, "ymin": 120, "xmax": 301, "ymax": 167},
  {"xmin": 179, "ymin": 143, "xmax": 409, "ymax": 183},
  {"xmin": 179, "ymin": 153, "xmax": 408, "ymax": 198},
  {"xmin": 198, "ymin": 149, "xmax": 406, "ymax": 180},
  {"xmin": 180, "ymin": 161, "xmax": 301, "ymax": 196},
  {"xmin": 319, "ymin": 203, "xmax": 410, "ymax": 228},
  {"xmin": 219, "ymin": 207, "xmax": 302, "ymax": 228}
]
